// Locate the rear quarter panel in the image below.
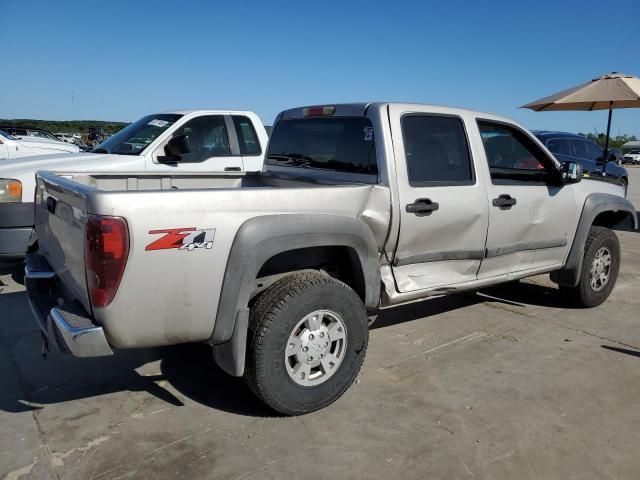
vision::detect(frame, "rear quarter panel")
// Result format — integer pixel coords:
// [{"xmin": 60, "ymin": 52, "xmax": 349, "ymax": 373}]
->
[{"xmin": 90, "ymin": 184, "xmax": 389, "ymax": 348}]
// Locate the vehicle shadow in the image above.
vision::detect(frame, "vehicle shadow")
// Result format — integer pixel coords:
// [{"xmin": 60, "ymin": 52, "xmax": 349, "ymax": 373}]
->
[
  {"xmin": 0, "ymin": 290, "xmax": 275, "ymax": 417},
  {"xmin": 371, "ymin": 294, "xmax": 483, "ymax": 330},
  {"xmin": 372, "ymin": 280, "xmax": 571, "ymax": 331},
  {"xmin": 476, "ymin": 280, "xmax": 572, "ymax": 309},
  {"xmin": 0, "ymin": 279, "xmax": 572, "ymax": 418},
  {"xmin": 601, "ymin": 345, "xmax": 640, "ymax": 358},
  {"xmin": 0, "ymin": 261, "xmax": 25, "ymax": 285}
]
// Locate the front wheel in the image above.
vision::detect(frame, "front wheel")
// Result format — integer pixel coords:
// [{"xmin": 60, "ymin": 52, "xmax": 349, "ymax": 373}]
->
[
  {"xmin": 244, "ymin": 271, "xmax": 368, "ymax": 415},
  {"xmin": 560, "ymin": 226, "xmax": 620, "ymax": 308}
]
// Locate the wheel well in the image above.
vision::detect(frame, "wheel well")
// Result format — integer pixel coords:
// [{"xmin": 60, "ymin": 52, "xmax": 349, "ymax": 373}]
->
[
  {"xmin": 254, "ymin": 246, "xmax": 366, "ymax": 302},
  {"xmin": 592, "ymin": 210, "xmax": 635, "ymax": 229}
]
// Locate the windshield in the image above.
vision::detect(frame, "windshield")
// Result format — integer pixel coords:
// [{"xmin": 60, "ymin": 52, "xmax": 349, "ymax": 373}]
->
[
  {"xmin": 0, "ymin": 129, "xmax": 17, "ymax": 141},
  {"xmin": 31, "ymin": 129, "xmax": 60, "ymax": 141},
  {"xmin": 266, "ymin": 117, "xmax": 378, "ymax": 175},
  {"xmin": 92, "ymin": 113, "xmax": 182, "ymax": 155}
]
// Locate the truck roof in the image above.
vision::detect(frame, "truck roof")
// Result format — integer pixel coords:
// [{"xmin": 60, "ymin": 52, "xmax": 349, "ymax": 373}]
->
[
  {"xmin": 161, "ymin": 109, "xmax": 260, "ymax": 116},
  {"xmin": 278, "ymin": 102, "xmax": 520, "ymax": 125}
]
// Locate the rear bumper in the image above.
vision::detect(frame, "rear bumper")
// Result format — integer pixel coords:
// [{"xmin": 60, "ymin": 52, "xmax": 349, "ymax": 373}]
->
[{"xmin": 25, "ymin": 253, "xmax": 113, "ymax": 357}]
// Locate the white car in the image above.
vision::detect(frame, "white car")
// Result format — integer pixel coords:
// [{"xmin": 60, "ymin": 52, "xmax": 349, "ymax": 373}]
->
[
  {"xmin": 0, "ymin": 129, "xmax": 80, "ymax": 161},
  {"xmin": 55, "ymin": 133, "xmax": 77, "ymax": 143},
  {"xmin": 622, "ymin": 149, "xmax": 640, "ymax": 165},
  {"xmin": 0, "ymin": 109, "xmax": 268, "ymax": 258}
]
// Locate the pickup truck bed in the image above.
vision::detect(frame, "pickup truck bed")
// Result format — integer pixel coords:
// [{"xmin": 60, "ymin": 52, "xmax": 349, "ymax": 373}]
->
[{"xmin": 31, "ymin": 169, "xmax": 387, "ymax": 349}]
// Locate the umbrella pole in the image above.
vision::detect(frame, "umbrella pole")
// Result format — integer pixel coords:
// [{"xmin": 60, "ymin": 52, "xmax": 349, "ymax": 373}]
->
[{"xmin": 603, "ymin": 101, "xmax": 613, "ymax": 158}]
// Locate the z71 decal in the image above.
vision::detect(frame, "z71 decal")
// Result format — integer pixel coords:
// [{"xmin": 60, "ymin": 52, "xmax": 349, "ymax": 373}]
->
[{"xmin": 146, "ymin": 228, "xmax": 216, "ymax": 251}]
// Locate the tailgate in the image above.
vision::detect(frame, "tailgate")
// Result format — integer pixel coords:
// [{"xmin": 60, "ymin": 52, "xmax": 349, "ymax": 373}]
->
[{"xmin": 35, "ymin": 171, "xmax": 93, "ymax": 312}]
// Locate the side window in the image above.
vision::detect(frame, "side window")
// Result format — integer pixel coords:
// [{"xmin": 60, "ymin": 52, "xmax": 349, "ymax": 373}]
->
[
  {"xmin": 570, "ymin": 139, "xmax": 589, "ymax": 160},
  {"xmin": 546, "ymin": 138, "xmax": 572, "ymax": 157},
  {"xmin": 232, "ymin": 116, "xmax": 261, "ymax": 156},
  {"xmin": 172, "ymin": 116, "xmax": 230, "ymax": 162},
  {"xmin": 401, "ymin": 115, "xmax": 474, "ymax": 185},
  {"xmin": 478, "ymin": 121, "xmax": 548, "ymax": 183},
  {"xmin": 585, "ymin": 141, "xmax": 603, "ymax": 161}
]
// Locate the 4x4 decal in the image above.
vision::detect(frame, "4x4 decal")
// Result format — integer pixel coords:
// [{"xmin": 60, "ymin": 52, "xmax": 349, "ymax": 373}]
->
[{"xmin": 146, "ymin": 228, "xmax": 216, "ymax": 251}]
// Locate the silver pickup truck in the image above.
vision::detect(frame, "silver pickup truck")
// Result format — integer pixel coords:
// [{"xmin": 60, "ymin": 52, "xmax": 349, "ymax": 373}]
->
[{"xmin": 26, "ymin": 103, "xmax": 637, "ymax": 415}]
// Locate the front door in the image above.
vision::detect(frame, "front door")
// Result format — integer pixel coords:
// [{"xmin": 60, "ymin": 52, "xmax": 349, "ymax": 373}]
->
[
  {"xmin": 389, "ymin": 107, "xmax": 489, "ymax": 292},
  {"xmin": 149, "ymin": 115, "xmax": 243, "ymax": 172},
  {"xmin": 476, "ymin": 120, "xmax": 577, "ymax": 279}
]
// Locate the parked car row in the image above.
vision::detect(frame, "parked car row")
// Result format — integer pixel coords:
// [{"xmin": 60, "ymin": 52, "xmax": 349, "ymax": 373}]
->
[
  {"xmin": 0, "ymin": 128, "xmax": 79, "ymax": 162},
  {"xmin": 0, "ymin": 125, "xmax": 61, "ymax": 142},
  {"xmin": 54, "ymin": 132, "xmax": 81, "ymax": 143},
  {"xmin": 13, "ymin": 102, "xmax": 635, "ymax": 416}
]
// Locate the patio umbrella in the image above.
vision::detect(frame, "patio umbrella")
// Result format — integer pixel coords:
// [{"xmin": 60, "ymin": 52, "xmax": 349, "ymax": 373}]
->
[{"xmin": 522, "ymin": 72, "xmax": 640, "ymax": 155}]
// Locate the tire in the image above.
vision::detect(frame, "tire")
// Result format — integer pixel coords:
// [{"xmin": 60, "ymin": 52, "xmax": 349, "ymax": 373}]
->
[
  {"xmin": 244, "ymin": 271, "xmax": 368, "ymax": 415},
  {"xmin": 560, "ymin": 226, "xmax": 620, "ymax": 308}
]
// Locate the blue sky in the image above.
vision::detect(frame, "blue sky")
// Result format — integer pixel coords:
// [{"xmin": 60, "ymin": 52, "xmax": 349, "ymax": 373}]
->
[{"xmin": 1, "ymin": 0, "xmax": 639, "ymax": 135}]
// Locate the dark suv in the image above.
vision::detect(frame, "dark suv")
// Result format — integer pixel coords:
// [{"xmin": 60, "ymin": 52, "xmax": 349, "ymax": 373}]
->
[{"xmin": 533, "ymin": 131, "xmax": 628, "ymax": 193}]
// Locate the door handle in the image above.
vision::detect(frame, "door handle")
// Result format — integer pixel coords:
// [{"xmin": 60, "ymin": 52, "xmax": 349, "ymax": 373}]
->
[
  {"xmin": 492, "ymin": 194, "xmax": 517, "ymax": 209},
  {"xmin": 224, "ymin": 167, "xmax": 241, "ymax": 172},
  {"xmin": 406, "ymin": 198, "xmax": 439, "ymax": 215}
]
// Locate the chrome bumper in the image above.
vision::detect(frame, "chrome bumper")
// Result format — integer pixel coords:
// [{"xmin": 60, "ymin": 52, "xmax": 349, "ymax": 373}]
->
[{"xmin": 25, "ymin": 253, "xmax": 113, "ymax": 357}]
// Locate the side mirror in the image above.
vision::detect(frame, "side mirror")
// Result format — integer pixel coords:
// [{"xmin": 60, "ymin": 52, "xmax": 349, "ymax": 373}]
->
[
  {"xmin": 158, "ymin": 135, "xmax": 191, "ymax": 163},
  {"xmin": 561, "ymin": 161, "xmax": 582, "ymax": 184},
  {"xmin": 166, "ymin": 135, "xmax": 190, "ymax": 156}
]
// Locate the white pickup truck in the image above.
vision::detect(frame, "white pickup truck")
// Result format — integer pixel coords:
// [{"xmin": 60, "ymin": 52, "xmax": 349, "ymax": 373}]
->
[
  {"xmin": 0, "ymin": 110, "xmax": 268, "ymax": 259},
  {"xmin": 26, "ymin": 103, "xmax": 636, "ymax": 415}
]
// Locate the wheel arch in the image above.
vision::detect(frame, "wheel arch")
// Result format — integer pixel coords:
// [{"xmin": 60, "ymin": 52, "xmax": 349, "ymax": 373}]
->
[
  {"xmin": 209, "ymin": 214, "xmax": 380, "ymax": 346},
  {"xmin": 551, "ymin": 193, "xmax": 637, "ymax": 287}
]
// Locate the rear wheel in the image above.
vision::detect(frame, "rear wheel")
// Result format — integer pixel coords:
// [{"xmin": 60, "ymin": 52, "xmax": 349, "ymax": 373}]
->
[
  {"xmin": 560, "ymin": 226, "xmax": 620, "ymax": 308},
  {"xmin": 244, "ymin": 271, "xmax": 368, "ymax": 415}
]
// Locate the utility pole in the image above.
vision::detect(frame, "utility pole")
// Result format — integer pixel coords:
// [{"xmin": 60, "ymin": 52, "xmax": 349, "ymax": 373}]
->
[{"xmin": 72, "ymin": 90, "xmax": 76, "ymax": 121}]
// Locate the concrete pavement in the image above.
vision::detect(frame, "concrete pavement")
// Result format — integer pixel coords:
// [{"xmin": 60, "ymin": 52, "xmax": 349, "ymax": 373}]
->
[{"xmin": 1, "ymin": 168, "xmax": 639, "ymax": 480}]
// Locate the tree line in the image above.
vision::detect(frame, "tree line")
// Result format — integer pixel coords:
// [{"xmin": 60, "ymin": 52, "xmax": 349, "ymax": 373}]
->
[
  {"xmin": 577, "ymin": 132, "xmax": 638, "ymax": 148},
  {"xmin": 0, "ymin": 119, "xmax": 129, "ymax": 135}
]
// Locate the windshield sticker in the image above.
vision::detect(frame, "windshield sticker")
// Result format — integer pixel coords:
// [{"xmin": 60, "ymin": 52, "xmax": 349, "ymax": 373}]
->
[
  {"xmin": 148, "ymin": 119, "xmax": 169, "ymax": 128},
  {"xmin": 364, "ymin": 127, "xmax": 374, "ymax": 141},
  {"xmin": 146, "ymin": 228, "xmax": 216, "ymax": 251}
]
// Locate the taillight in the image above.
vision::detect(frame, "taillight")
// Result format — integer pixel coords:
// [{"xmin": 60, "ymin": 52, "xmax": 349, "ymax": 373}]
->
[{"xmin": 85, "ymin": 214, "xmax": 130, "ymax": 308}]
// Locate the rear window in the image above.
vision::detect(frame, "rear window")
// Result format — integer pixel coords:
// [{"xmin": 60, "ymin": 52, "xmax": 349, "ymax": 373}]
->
[
  {"xmin": 233, "ymin": 115, "xmax": 261, "ymax": 156},
  {"xmin": 402, "ymin": 115, "xmax": 474, "ymax": 185},
  {"xmin": 266, "ymin": 117, "xmax": 378, "ymax": 175},
  {"xmin": 546, "ymin": 138, "xmax": 572, "ymax": 157}
]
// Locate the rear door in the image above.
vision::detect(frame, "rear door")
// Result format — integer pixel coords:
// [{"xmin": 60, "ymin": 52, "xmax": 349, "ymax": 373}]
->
[
  {"xmin": 232, "ymin": 115, "xmax": 264, "ymax": 171},
  {"xmin": 389, "ymin": 106, "xmax": 489, "ymax": 292},
  {"xmin": 476, "ymin": 120, "xmax": 577, "ymax": 278},
  {"xmin": 573, "ymin": 138, "xmax": 603, "ymax": 178}
]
